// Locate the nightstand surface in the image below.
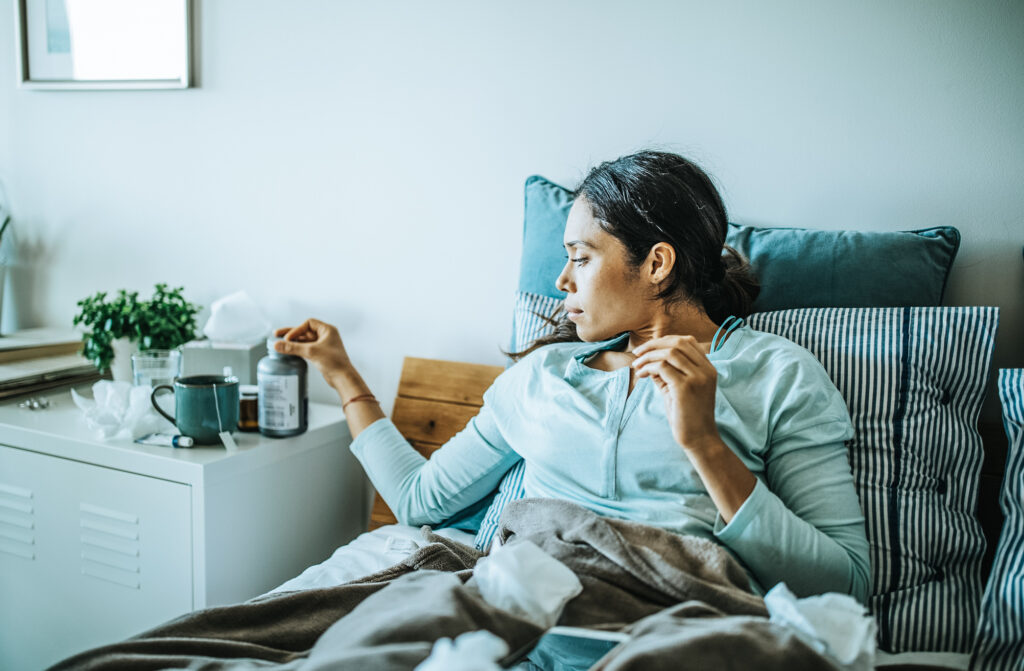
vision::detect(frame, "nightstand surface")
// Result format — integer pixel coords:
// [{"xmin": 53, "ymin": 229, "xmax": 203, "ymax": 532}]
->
[{"xmin": 0, "ymin": 386, "xmax": 345, "ymax": 484}]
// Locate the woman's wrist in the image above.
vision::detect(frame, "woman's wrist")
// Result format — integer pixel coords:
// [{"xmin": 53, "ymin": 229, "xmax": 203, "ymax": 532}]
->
[
  {"xmin": 342, "ymin": 393, "xmax": 378, "ymax": 409},
  {"xmin": 677, "ymin": 424, "xmax": 726, "ymax": 457},
  {"xmin": 681, "ymin": 434, "xmax": 727, "ymax": 458},
  {"xmin": 683, "ymin": 435, "xmax": 756, "ymax": 523},
  {"xmin": 324, "ymin": 365, "xmax": 365, "ymax": 398}
]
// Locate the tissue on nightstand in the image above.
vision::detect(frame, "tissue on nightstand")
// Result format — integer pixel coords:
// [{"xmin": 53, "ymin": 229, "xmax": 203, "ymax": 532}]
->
[
  {"xmin": 183, "ymin": 292, "xmax": 272, "ymax": 384},
  {"xmin": 71, "ymin": 380, "xmax": 174, "ymax": 440},
  {"xmin": 201, "ymin": 291, "xmax": 272, "ymax": 345}
]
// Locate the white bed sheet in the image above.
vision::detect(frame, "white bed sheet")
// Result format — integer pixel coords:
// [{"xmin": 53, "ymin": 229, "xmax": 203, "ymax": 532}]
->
[
  {"xmin": 267, "ymin": 524, "xmax": 476, "ymax": 596},
  {"xmin": 265, "ymin": 525, "xmax": 971, "ymax": 670}
]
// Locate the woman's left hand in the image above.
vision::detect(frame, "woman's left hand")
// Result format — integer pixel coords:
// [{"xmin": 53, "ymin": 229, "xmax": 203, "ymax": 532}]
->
[{"xmin": 631, "ymin": 335, "xmax": 721, "ymax": 453}]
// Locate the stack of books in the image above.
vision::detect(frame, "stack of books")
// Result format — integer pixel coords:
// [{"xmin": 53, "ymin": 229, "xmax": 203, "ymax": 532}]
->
[{"xmin": 0, "ymin": 328, "xmax": 103, "ymax": 399}]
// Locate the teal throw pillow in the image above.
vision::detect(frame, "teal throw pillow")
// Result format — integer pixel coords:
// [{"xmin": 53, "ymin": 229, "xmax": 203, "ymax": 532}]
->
[
  {"xmin": 728, "ymin": 223, "xmax": 960, "ymax": 311},
  {"xmin": 520, "ymin": 175, "xmax": 960, "ymax": 310}
]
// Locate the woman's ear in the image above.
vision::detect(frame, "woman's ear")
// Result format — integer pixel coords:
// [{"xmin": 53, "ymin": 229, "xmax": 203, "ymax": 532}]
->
[{"xmin": 645, "ymin": 242, "xmax": 676, "ymax": 285}]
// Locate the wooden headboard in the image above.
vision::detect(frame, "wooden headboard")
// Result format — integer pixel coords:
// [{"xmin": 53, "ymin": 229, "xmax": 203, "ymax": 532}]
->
[{"xmin": 368, "ymin": 356, "xmax": 504, "ymax": 529}]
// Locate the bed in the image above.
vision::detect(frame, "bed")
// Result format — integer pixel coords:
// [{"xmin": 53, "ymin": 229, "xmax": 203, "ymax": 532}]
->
[{"xmin": 49, "ymin": 177, "xmax": 1022, "ymax": 671}]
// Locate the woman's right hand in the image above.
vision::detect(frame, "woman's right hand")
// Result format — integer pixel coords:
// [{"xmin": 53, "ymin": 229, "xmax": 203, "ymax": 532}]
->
[{"xmin": 274, "ymin": 318, "xmax": 353, "ymax": 383}]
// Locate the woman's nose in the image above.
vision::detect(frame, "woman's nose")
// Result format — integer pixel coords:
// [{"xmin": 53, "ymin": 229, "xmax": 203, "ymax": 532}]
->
[{"xmin": 555, "ymin": 262, "xmax": 572, "ymax": 293}]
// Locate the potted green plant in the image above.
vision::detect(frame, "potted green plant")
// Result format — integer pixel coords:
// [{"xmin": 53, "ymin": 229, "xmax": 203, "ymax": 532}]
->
[{"xmin": 73, "ymin": 283, "xmax": 201, "ymax": 381}]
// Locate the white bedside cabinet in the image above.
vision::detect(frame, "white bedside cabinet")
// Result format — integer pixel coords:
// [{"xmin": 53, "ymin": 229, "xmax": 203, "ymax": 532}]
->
[{"xmin": 0, "ymin": 385, "xmax": 369, "ymax": 671}]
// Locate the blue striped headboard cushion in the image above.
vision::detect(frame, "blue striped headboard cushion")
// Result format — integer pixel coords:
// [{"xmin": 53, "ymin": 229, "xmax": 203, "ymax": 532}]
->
[
  {"xmin": 474, "ymin": 458, "xmax": 526, "ymax": 552},
  {"xmin": 509, "ymin": 291, "xmax": 564, "ymax": 355},
  {"xmin": 473, "ymin": 292, "xmax": 561, "ymax": 551},
  {"xmin": 749, "ymin": 307, "xmax": 997, "ymax": 654},
  {"xmin": 971, "ymin": 369, "xmax": 1024, "ymax": 671},
  {"xmin": 484, "ymin": 297, "xmax": 999, "ymax": 653}
]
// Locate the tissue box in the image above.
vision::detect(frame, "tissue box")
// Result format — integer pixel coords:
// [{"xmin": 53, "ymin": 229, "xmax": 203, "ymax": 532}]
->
[{"xmin": 182, "ymin": 340, "xmax": 267, "ymax": 384}]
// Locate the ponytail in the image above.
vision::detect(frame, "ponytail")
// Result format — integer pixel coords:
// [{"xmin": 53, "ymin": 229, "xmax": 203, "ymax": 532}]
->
[{"xmin": 697, "ymin": 244, "xmax": 760, "ymax": 324}]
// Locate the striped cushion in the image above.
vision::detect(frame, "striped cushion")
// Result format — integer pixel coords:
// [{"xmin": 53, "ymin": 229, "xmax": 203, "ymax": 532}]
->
[
  {"xmin": 473, "ymin": 292, "xmax": 561, "ymax": 551},
  {"xmin": 971, "ymin": 369, "xmax": 1024, "ymax": 670},
  {"xmin": 510, "ymin": 291, "xmax": 563, "ymax": 355},
  {"xmin": 474, "ymin": 459, "xmax": 526, "ymax": 552},
  {"xmin": 749, "ymin": 307, "xmax": 997, "ymax": 653}
]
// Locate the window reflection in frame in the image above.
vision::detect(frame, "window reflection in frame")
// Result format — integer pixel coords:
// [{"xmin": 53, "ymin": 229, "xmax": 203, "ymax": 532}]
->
[{"xmin": 15, "ymin": 0, "xmax": 192, "ymax": 90}]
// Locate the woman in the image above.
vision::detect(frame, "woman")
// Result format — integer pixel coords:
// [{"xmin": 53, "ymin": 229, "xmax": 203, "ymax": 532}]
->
[{"xmin": 275, "ymin": 151, "xmax": 870, "ymax": 603}]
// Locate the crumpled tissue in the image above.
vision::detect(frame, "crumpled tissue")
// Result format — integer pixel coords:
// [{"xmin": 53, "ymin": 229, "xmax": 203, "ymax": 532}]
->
[
  {"xmin": 764, "ymin": 583, "xmax": 876, "ymax": 671},
  {"xmin": 413, "ymin": 630, "xmax": 508, "ymax": 671},
  {"xmin": 468, "ymin": 539, "xmax": 583, "ymax": 630},
  {"xmin": 71, "ymin": 380, "xmax": 174, "ymax": 440},
  {"xmin": 202, "ymin": 290, "xmax": 271, "ymax": 344}
]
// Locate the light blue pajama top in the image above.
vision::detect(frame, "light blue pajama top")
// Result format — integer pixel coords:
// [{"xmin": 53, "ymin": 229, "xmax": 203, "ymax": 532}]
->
[{"xmin": 351, "ymin": 324, "xmax": 871, "ymax": 603}]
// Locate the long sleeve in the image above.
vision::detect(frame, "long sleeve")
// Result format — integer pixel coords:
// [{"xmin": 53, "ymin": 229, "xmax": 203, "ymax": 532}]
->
[
  {"xmin": 713, "ymin": 422, "xmax": 872, "ymax": 603},
  {"xmin": 349, "ymin": 386, "xmax": 520, "ymax": 526}
]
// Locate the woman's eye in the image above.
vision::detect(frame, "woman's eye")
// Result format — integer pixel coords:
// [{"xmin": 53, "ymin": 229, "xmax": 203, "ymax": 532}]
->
[{"xmin": 570, "ymin": 257, "xmax": 587, "ymax": 266}]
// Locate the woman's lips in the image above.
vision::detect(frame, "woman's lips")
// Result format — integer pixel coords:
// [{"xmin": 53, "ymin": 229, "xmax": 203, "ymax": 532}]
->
[{"xmin": 566, "ymin": 309, "xmax": 583, "ymax": 321}]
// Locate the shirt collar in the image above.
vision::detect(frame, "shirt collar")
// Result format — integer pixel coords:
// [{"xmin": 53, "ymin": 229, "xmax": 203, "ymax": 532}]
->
[
  {"xmin": 567, "ymin": 323, "xmax": 749, "ymax": 370},
  {"xmin": 572, "ymin": 332, "xmax": 631, "ymax": 363}
]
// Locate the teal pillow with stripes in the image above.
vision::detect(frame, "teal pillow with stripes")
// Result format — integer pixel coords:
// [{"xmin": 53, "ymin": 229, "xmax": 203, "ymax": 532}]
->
[
  {"xmin": 750, "ymin": 307, "xmax": 997, "ymax": 654},
  {"xmin": 971, "ymin": 369, "xmax": 1024, "ymax": 670},
  {"xmin": 509, "ymin": 291, "xmax": 564, "ymax": 358},
  {"xmin": 488, "ymin": 301, "xmax": 998, "ymax": 653},
  {"xmin": 473, "ymin": 291, "xmax": 560, "ymax": 551},
  {"xmin": 473, "ymin": 458, "xmax": 526, "ymax": 552}
]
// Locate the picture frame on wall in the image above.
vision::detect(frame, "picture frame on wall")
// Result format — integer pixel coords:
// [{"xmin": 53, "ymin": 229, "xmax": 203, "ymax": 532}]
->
[{"xmin": 14, "ymin": 0, "xmax": 192, "ymax": 90}]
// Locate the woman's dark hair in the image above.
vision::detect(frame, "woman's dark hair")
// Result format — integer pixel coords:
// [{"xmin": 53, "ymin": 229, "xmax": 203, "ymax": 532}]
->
[{"xmin": 507, "ymin": 150, "xmax": 759, "ymax": 361}]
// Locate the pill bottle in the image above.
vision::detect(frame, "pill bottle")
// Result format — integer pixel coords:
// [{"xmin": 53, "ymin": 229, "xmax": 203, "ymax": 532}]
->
[
  {"xmin": 257, "ymin": 337, "xmax": 308, "ymax": 438},
  {"xmin": 238, "ymin": 385, "xmax": 259, "ymax": 432}
]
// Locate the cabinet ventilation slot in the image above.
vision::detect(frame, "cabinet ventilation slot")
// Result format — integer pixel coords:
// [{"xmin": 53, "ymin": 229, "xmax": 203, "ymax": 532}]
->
[
  {"xmin": 81, "ymin": 564, "xmax": 141, "ymax": 589},
  {"xmin": 79, "ymin": 503, "xmax": 141, "ymax": 589},
  {"xmin": 0, "ymin": 483, "xmax": 35, "ymax": 560},
  {"xmin": 79, "ymin": 518, "xmax": 139, "ymax": 540},
  {"xmin": 0, "ymin": 483, "xmax": 33, "ymax": 498},
  {"xmin": 80, "ymin": 531, "xmax": 138, "ymax": 556}
]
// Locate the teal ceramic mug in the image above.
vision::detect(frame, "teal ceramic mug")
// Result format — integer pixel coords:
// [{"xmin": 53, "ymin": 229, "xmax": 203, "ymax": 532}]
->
[{"xmin": 151, "ymin": 375, "xmax": 239, "ymax": 445}]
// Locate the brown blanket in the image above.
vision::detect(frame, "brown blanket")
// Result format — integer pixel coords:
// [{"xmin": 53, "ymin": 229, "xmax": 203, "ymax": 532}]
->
[
  {"xmin": 48, "ymin": 498, "xmax": 837, "ymax": 671},
  {"xmin": 587, "ymin": 601, "xmax": 836, "ymax": 670}
]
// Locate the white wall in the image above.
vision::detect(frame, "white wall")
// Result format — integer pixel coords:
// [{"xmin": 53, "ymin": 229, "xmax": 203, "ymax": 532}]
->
[{"xmin": 2, "ymin": 1, "xmax": 1022, "ymax": 418}]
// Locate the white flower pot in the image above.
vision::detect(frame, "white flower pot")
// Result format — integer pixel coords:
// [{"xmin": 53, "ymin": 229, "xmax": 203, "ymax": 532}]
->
[{"xmin": 109, "ymin": 337, "xmax": 139, "ymax": 383}]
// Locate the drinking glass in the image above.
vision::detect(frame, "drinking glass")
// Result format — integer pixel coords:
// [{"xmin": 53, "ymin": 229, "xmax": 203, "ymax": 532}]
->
[{"xmin": 131, "ymin": 349, "xmax": 182, "ymax": 388}]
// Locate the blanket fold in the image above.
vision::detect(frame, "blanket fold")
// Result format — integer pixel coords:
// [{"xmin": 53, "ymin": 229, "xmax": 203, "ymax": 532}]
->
[
  {"xmin": 590, "ymin": 601, "xmax": 839, "ymax": 670},
  {"xmin": 496, "ymin": 498, "xmax": 767, "ymax": 628}
]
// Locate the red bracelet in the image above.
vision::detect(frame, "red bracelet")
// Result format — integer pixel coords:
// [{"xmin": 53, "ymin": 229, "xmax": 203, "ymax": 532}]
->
[{"xmin": 343, "ymin": 394, "xmax": 378, "ymax": 410}]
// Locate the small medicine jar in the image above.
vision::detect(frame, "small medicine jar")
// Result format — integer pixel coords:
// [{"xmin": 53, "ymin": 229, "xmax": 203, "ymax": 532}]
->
[
  {"xmin": 238, "ymin": 385, "xmax": 259, "ymax": 432},
  {"xmin": 257, "ymin": 337, "xmax": 309, "ymax": 438}
]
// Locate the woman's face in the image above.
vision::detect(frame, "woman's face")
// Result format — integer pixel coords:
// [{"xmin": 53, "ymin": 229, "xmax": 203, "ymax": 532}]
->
[{"xmin": 555, "ymin": 198, "xmax": 656, "ymax": 342}]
